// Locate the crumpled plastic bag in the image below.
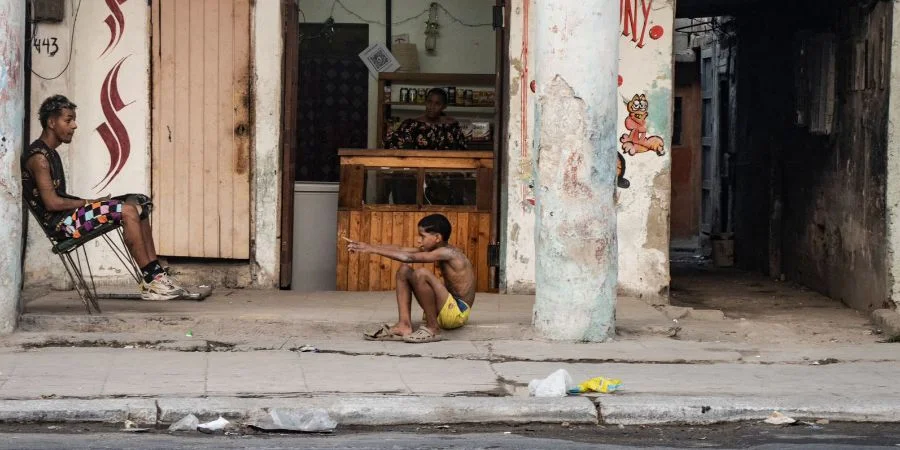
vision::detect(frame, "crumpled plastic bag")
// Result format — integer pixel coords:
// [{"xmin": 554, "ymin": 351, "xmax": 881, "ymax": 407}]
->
[
  {"xmin": 247, "ymin": 408, "xmax": 337, "ymax": 433},
  {"xmin": 528, "ymin": 369, "xmax": 575, "ymax": 397},
  {"xmin": 763, "ymin": 411, "xmax": 797, "ymax": 425},
  {"xmin": 168, "ymin": 414, "xmax": 200, "ymax": 432},
  {"xmin": 197, "ymin": 416, "xmax": 231, "ymax": 434},
  {"xmin": 568, "ymin": 376, "xmax": 622, "ymax": 394}
]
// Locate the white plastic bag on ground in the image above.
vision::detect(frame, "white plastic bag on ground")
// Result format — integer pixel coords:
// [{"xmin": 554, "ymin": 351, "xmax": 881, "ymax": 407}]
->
[
  {"xmin": 247, "ymin": 408, "xmax": 337, "ymax": 433},
  {"xmin": 197, "ymin": 416, "xmax": 231, "ymax": 433},
  {"xmin": 763, "ymin": 411, "xmax": 797, "ymax": 425},
  {"xmin": 528, "ymin": 369, "xmax": 575, "ymax": 397},
  {"xmin": 168, "ymin": 414, "xmax": 200, "ymax": 432}
]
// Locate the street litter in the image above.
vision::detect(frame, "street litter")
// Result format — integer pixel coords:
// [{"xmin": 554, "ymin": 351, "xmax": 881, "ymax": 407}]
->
[
  {"xmin": 168, "ymin": 414, "xmax": 200, "ymax": 432},
  {"xmin": 198, "ymin": 416, "xmax": 232, "ymax": 433},
  {"xmin": 121, "ymin": 419, "xmax": 149, "ymax": 433},
  {"xmin": 186, "ymin": 330, "xmax": 193, "ymax": 337},
  {"xmin": 568, "ymin": 376, "xmax": 622, "ymax": 395},
  {"xmin": 299, "ymin": 345, "xmax": 317, "ymax": 352},
  {"xmin": 763, "ymin": 411, "xmax": 797, "ymax": 425},
  {"xmin": 528, "ymin": 369, "xmax": 574, "ymax": 397},
  {"xmin": 246, "ymin": 408, "xmax": 337, "ymax": 433}
]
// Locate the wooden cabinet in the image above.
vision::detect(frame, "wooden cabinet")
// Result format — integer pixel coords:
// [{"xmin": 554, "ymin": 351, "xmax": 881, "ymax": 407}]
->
[
  {"xmin": 336, "ymin": 150, "xmax": 494, "ymax": 292},
  {"xmin": 376, "ymin": 73, "xmax": 498, "ymax": 151}
]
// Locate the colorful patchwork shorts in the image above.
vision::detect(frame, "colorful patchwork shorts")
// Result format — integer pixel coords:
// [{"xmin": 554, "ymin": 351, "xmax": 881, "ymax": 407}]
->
[{"xmin": 58, "ymin": 200, "xmax": 124, "ymax": 239}]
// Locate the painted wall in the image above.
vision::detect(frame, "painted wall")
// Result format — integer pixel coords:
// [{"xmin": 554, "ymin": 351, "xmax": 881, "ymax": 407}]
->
[
  {"xmin": 0, "ymin": 0, "xmax": 26, "ymax": 332},
  {"xmin": 502, "ymin": 0, "xmax": 674, "ymax": 302},
  {"xmin": 26, "ymin": 0, "xmax": 151, "ymax": 287},
  {"xmin": 298, "ymin": 0, "xmax": 496, "ymax": 147},
  {"xmin": 888, "ymin": 0, "xmax": 900, "ymax": 309},
  {"xmin": 733, "ymin": 1, "xmax": 891, "ymax": 311},
  {"xmin": 25, "ymin": 1, "xmax": 283, "ymax": 289}
]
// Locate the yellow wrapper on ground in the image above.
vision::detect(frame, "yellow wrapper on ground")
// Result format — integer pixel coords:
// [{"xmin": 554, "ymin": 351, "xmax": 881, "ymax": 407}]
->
[{"xmin": 577, "ymin": 377, "xmax": 622, "ymax": 393}]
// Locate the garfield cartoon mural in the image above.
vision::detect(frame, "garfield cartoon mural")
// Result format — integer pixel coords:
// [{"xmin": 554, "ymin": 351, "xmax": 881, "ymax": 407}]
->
[{"xmin": 620, "ymin": 94, "xmax": 665, "ymax": 156}]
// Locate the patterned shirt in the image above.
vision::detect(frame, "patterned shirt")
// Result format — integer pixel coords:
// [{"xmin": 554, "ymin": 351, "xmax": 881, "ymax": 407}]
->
[{"xmin": 384, "ymin": 119, "xmax": 468, "ymax": 150}]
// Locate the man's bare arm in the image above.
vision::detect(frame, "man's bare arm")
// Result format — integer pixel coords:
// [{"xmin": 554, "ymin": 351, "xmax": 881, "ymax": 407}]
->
[
  {"xmin": 348, "ymin": 242, "xmax": 452, "ymax": 264},
  {"xmin": 26, "ymin": 154, "xmax": 88, "ymax": 212},
  {"xmin": 341, "ymin": 236, "xmax": 418, "ymax": 253}
]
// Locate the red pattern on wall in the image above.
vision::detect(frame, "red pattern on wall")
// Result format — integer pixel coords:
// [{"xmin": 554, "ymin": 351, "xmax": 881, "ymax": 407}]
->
[{"xmin": 101, "ymin": 0, "xmax": 128, "ymax": 57}]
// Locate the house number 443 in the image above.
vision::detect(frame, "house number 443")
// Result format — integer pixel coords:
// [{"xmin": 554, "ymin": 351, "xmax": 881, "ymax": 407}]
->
[{"xmin": 33, "ymin": 37, "xmax": 60, "ymax": 57}]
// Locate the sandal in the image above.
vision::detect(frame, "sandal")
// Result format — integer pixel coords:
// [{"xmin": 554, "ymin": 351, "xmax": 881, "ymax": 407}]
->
[
  {"xmin": 363, "ymin": 324, "xmax": 406, "ymax": 341},
  {"xmin": 402, "ymin": 327, "xmax": 443, "ymax": 344}
]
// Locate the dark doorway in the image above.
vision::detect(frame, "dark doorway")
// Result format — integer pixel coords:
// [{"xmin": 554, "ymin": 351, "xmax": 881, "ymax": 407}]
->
[{"xmin": 296, "ymin": 23, "xmax": 369, "ymax": 182}]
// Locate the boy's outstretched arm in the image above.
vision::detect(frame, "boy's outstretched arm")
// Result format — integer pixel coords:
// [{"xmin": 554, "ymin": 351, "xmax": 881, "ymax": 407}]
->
[{"xmin": 348, "ymin": 241, "xmax": 451, "ymax": 264}]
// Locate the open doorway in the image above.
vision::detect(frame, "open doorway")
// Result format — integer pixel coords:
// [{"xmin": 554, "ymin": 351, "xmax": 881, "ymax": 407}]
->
[{"xmin": 282, "ymin": 1, "xmax": 506, "ymax": 292}]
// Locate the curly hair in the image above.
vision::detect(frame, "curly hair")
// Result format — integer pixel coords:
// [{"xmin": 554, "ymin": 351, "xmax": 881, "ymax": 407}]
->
[{"xmin": 38, "ymin": 95, "xmax": 77, "ymax": 129}]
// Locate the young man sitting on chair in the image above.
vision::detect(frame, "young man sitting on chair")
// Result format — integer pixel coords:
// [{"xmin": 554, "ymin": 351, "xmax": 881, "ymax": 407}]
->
[{"xmin": 21, "ymin": 95, "xmax": 186, "ymax": 300}]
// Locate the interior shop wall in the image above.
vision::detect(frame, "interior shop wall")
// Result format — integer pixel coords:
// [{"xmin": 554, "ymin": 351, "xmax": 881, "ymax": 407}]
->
[
  {"xmin": 299, "ymin": 0, "xmax": 496, "ymax": 148},
  {"xmin": 25, "ymin": 0, "xmax": 151, "ymax": 287},
  {"xmin": 502, "ymin": 0, "xmax": 674, "ymax": 302}
]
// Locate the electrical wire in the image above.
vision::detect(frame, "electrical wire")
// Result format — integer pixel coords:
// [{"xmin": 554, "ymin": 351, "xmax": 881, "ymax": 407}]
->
[
  {"xmin": 31, "ymin": 0, "xmax": 82, "ymax": 81},
  {"xmin": 331, "ymin": 0, "xmax": 492, "ymax": 28}
]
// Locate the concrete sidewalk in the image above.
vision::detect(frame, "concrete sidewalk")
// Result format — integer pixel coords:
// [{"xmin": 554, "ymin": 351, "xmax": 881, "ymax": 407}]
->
[{"xmin": 3, "ymin": 286, "xmax": 896, "ymax": 427}]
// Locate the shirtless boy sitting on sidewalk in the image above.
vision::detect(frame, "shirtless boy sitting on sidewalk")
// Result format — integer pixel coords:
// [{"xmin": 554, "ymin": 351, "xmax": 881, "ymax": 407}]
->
[{"xmin": 349, "ymin": 214, "xmax": 475, "ymax": 343}]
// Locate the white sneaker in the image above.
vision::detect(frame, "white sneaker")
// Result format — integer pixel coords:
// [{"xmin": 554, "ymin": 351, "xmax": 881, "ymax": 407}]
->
[{"xmin": 141, "ymin": 273, "xmax": 186, "ymax": 301}]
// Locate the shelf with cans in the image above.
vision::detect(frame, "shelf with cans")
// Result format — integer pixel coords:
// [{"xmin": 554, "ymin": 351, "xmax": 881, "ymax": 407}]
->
[{"xmin": 376, "ymin": 73, "xmax": 498, "ymax": 151}]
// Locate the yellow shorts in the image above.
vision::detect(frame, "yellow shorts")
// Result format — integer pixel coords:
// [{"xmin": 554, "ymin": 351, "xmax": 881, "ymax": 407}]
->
[{"xmin": 425, "ymin": 294, "xmax": 471, "ymax": 329}]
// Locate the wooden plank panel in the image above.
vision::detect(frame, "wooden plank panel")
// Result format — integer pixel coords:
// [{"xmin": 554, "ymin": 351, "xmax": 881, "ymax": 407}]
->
[
  {"xmin": 216, "ymin": 0, "xmax": 235, "ymax": 258},
  {"xmin": 172, "ymin": 0, "xmax": 191, "ymax": 254},
  {"xmin": 348, "ymin": 211, "xmax": 361, "ymax": 291},
  {"xmin": 467, "ymin": 212, "xmax": 480, "ymax": 287},
  {"xmin": 455, "ymin": 212, "xmax": 469, "ymax": 259},
  {"xmin": 153, "ymin": 0, "xmax": 175, "ymax": 254},
  {"xmin": 404, "ymin": 212, "xmax": 417, "ymax": 273},
  {"xmin": 358, "ymin": 212, "xmax": 371, "ymax": 290},
  {"xmin": 336, "ymin": 212, "xmax": 350, "ymax": 290},
  {"xmin": 231, "ymin": 0, "xmax": 252, "ymax": 259},
  {"xmin": 477, "ymin": 213, "xmax": 490, "ymax": 292},
  {"xmin": 202, "ymin": 0, "xmax": 220, "ymax": 256},
  {"xmin": 187, "ymin": 0, "xmax": 205, "ymax": 256},
  {"xmin": 368, "ymin": 212, "xmax": 382, "ymax": 290},
  {"xmin": 391, "ymin": 211, "xmax": 404, "ymax": 290},
  {"xmin": 476, "ymin": 167, "xmax": 493, "ymax": 211},
  {"xmin": 380, "ymin": 213, "xmax": 394, "ymax": 290}
]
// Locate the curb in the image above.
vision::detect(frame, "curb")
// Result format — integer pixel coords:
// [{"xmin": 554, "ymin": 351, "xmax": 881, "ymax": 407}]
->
[
  {"xmin": 596, "ymin": 395, "xmax": 900, "ymax": 425},
  {"xmin": 0, "ymin": 396, "xmax": 598, "ymax": 427},
  {"xmin": 0, "ymin": 399, "xmax": 157, "ymax": 424},
  {"xmin": 872, "ymin": 309, "xmax": 900, "ymax": 338}
]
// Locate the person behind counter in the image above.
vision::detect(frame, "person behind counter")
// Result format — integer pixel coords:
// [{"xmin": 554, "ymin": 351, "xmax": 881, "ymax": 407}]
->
[{"xmin": 384, "ymin": 88, "xmax": 468, "ymax": 150}]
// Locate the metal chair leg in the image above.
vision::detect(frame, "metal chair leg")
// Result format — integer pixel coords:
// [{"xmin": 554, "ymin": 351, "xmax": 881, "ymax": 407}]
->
[{"xmin": 58, "ymin": 253, "xmax": 96, "ymax": 314}]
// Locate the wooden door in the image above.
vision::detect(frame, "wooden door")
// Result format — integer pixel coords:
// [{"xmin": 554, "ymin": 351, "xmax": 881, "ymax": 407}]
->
[
  {"xmin": 671, "ymin": 62, "xmax": 702, "ymax": 246},
  {"xmin": 699, "ymin": 43, "xmax": 720, "ymax": 247},
  {"xmin": 279, "ymin": 0, "xmax": 300, "ymax": 288},
  {"xmin": 151, "ymin": 0, "xmax": 252, "ymax": 258}
]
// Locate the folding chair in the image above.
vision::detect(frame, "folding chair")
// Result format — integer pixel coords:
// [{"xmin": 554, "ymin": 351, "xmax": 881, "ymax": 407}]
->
[{"xmin": 26, "ymin": 205, "xmax": 144, "ymax": 315}]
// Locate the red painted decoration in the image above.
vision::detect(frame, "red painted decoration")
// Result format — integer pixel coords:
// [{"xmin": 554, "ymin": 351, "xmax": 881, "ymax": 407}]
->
[{"xmin": 649, "ymin": 25, "xmax": 664, "ymax": 40}]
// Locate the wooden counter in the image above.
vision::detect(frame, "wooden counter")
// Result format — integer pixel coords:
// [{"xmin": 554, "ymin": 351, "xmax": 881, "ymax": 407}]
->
[{"xmin": 336, "ymin": 149, "xmax": 494, "ymax": 292}]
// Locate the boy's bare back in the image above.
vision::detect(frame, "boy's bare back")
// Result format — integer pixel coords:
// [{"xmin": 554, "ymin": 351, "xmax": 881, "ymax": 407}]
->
[{"xmin": 436, "ymin": 245, "xmax": 476, "ymax": 306}]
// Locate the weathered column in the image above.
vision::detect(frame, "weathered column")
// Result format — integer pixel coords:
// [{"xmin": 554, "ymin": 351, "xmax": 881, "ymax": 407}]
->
[
  {"xmin": 0, "ymin": 0, "xmax": 26, "ymax": 333},
  {"xmin": 532, "ymin": 1, "xmax": 619, "ymax": 341}
]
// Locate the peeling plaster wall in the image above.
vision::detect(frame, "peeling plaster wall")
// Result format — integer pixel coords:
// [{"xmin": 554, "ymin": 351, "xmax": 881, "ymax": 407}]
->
[
  {"xmin": 887, "ymin": 0, "xmax": 900, "ymax": 310},
  {"xmin": 502, "ymin": 0, "xmax": 674, "ymax": 302},
  {"xmin": 25, "ymin": 0, "xmax": 151, "ymax": 288},
  {"xmin": 252, "ymin": 0, "xmax": 283, "ymax": 288},
  {"xmin": 735, "ymin": 1, "xmax": 891, "ymax": 311},
  {"xmin": 0, "ymin": 0, "xmax": 25, "ymax": 332}
]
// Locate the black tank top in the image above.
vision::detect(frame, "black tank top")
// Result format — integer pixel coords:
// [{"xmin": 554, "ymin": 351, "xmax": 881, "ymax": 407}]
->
[{"xmin": 21, "ymin": 139, "xmax": 78, "ymax": 236}]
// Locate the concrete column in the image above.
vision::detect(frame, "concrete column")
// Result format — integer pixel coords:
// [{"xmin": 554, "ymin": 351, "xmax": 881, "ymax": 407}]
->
[
  {"xmin": 0, "ymin": 0, "xmax": 26, "ymax": 333},
  {"xmin": 531, "ymin": 1, "xmax": 619, "ymax": 341},
  {"xmin": 887, "ymin": 0, "xmax": 900, "ymax": 309}
]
